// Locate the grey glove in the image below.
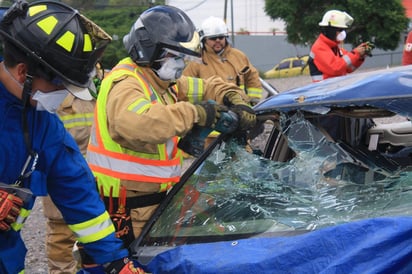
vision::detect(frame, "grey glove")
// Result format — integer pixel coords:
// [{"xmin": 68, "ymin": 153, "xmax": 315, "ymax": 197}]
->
[{"xmin": 195, "ymin": 101, "xmax": 228, "ymax": 128}]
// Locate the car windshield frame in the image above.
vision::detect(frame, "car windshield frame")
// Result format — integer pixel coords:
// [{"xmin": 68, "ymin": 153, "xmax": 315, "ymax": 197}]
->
[{"xmin": 131, "ymin": 66, "xmax": 412, "ymax": 265}]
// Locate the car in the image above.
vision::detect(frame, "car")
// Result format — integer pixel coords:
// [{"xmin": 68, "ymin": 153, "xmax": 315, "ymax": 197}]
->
[
  {"xmin": 263, "ymin": 55, "xmax": 310, "ymax": 79},
  {"xmin": 131, "ymin": 66, "xmax": 412, "ymax": 273}
]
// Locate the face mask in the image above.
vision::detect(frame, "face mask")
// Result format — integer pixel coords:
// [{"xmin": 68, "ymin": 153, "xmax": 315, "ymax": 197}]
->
[
  {"xmin": 336, "ymin": 30, "xmax": 346, "ymax": 42},
  {"xmin": 155, "ymin": 57, "xmax": 186, "ymax": 81},
  {"xmin": 32, "ymin": 89, "xmax": 69, "ymax": 113}
]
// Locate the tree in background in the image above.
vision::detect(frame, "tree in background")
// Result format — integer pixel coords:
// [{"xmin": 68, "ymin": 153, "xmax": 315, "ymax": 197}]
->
[{"xmin": 264, "ymin": 0, "xmax": 409, "ymax": 50}]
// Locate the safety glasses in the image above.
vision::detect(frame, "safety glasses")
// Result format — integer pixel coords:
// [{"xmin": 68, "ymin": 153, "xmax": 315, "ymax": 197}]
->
[{"xmin": 208, "ymin": 36, "xmax": 226, "ymax": 41}]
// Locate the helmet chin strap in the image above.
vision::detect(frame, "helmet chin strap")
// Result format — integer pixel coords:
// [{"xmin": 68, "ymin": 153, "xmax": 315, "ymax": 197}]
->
[{"xmin": 15, "ymin": 71, "xmax": 38, "ymax": 186}]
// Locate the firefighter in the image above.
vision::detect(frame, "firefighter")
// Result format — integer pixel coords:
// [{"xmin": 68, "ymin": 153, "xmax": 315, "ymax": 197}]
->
[
  {"xmin": 0, "ymin": 1, "xmax": 144, "ymax": 273},
  {"xmin": 308, "ymin": 10, "xmax": 372, "ymax": 82},
  {"xmin": 42, "ymin": 83, "xmax": 98, "ymax": 273},
  {"xmin": 402, "ymin": 30, "xmax": 412, "ymax": 65},
  {"xmin": 86, "ymin": 5, "xmax": 256, "ymax": 246},
  {"xmin": 183, "ymin": 16, "xmax": 262, "ymax": 148},
  {"xmin": 183, "ymin": 16, "xmax": 263, "ymax": 103}
]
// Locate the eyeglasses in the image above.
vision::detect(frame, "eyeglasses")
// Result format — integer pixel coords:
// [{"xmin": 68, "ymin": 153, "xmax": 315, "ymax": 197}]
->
[{"xmin": 208, "ymin": 36, "xmax": 226, "ymax": 41}]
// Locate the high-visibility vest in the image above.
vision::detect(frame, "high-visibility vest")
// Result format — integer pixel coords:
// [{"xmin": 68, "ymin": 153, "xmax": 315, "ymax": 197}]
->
[{"xmin": 87, "ymin": 58, "xmax": 182, "ymax": 197}]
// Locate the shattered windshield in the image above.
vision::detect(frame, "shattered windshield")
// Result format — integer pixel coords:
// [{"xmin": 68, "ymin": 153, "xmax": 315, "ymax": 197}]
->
[{"xmin": 140, "ymin": 112, "xmax": 412, "ymax": 247}]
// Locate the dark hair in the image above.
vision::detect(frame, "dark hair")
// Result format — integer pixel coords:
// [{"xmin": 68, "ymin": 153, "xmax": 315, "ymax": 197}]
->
[{"xmin": 320, "ymin": 26, "xmax": 343, "ymax": 41}]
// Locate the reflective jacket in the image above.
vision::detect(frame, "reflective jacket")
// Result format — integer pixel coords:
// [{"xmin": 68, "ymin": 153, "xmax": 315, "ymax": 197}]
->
[
  {"xmin": 183, "ymin": 43, "xmax": 262, "ymax": 100},
  {"xmin": 57, "ymin": 93, "xmax": 95, "ymax": 155},
  {"xmin": 0, "ymin": 82, "xmax": 127, "ymax": 274},
  {"xmin": 87, "ymin": 57, "xmax": 242, "ymax": 197},
  {"xmin": 308, "ymin": 33, "xmax": 364, "ymax": 82},
  {"xmin": 402, "ymin": 31, "xmax": 412, "ymax": 65}
]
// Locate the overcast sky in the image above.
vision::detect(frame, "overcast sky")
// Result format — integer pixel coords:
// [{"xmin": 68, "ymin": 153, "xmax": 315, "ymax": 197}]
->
[{"xmin": 166, "ymin": 0, "xmax": 285, "ymax": 34}]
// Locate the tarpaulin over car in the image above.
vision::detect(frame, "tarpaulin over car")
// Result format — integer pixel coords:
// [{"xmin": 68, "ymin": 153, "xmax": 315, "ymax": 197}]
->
[
  {"xmin": 144, "ymin": 216, "xmax": 412, "ymax": 274},
  {"xmin": 255, "ymin": 65, "xmax": 412, "ymax": 117}
]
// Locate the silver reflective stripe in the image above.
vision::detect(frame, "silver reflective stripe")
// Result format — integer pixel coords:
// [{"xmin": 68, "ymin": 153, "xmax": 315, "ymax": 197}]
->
[
  {"xmin": 311, "ymin": 75, "xmax": 323, "ymax": 81},
  {"xmin": 166, "ymin": 139, "xmax": 175, "ymax": 159},
  {"xmin": 342, "ymin": 55, "xmax": 352, "ymax": 66},
  {"xmin": 72, "ymin": 217, "xmax": 113, "ymax": 241},
  {"xmin": 89, "ymin": 124, "xmax": 97, "ymax": 146},
  {"xmin": 309, "ymin": 51, "xmax": 315, "ymax": 58},
  {"xmin": 87, "ymin": 150, "xmax": 181, "ymax": 179},
  {"xmin": 14, "ymin": 215, "xmax": 27, "ymax": 225},
  {"xmin": 188, "ymin": 77, "xmax": 202, "ymax": 103},
  {"xmin": 62, "ymin": 116, "xmax": 93, "ymax": 128}
]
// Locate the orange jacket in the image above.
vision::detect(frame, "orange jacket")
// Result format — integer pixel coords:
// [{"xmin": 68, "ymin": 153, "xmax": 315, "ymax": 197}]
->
[
  {"xmin": 402, "ymin": 31, "xmax": 412, "ymax": 65},
  {"xmin": 308, "ymin": 34, "xmax": 364, "ymax": 82}
]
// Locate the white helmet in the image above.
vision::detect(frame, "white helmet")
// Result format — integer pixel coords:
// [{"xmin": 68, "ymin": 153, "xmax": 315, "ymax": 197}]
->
[
  {"xmin": 200, "ymin": 16, "xmax": 228, "ymax": 41},
  {"xmin": 319, "ymin": 10, "xmax": 354, "ymax": 29}
]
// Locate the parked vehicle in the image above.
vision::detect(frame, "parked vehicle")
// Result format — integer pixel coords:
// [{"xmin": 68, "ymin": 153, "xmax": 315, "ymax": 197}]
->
[
  {"xmin": 131, "ymin": 66, "xmax": 412, "ymax": 274},
  {"xmin": 263, "ymin": 55, "xmax": 309, "ymax": 78}
]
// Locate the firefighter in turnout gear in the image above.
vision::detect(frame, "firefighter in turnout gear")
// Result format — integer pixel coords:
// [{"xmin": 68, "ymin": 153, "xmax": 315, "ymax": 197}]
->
[
  {"xmin": 183, "ymin": 16, "xmax": 263, "ymax": 102},
  {"xmin": 86, "ymin": 5, "xmax": 256, "ymax": 244},
  {"xmin": 183, "ymin": 16, "xmax": 261, "ymax": 148},
  {"xmin": 308, "ymin": 10, "xmax": 371, "ymax": 82},
  {"xmin": 0, "ymin": 1, "xmax": 145, "ymax": 273}
]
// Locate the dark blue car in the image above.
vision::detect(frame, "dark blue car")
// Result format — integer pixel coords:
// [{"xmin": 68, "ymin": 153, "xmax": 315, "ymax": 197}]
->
[{"xmin": 131, "ymin": 66, "xmax": 412, "ymax": 274}]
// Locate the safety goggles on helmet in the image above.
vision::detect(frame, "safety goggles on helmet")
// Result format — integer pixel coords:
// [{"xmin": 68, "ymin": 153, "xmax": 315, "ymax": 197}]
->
[{"xmin": 155, "ymin": 48, "xmax": 201, "ymax": 64}]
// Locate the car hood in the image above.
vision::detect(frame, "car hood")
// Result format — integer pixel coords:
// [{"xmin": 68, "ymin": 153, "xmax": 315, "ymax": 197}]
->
[
  {"xmin": 255, "ymin": 65, "xmax": 412, "ymax": 117},
  {"xmin": 143, "ymin": 217, "xmax": 412, "ymax": 274}
]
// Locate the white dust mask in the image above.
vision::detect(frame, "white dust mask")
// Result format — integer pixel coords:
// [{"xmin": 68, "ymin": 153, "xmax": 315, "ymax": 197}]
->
[
  {"xmin": 336, "ymin": 30, "xmax": 346, "ymax": 42},
  {"xmin": 32, "ymin": 89, "xmax": 69, "ymax": 113},
  {"xmin": 155, "ymin": 57, "xmax": 186, "ymax": 81}
]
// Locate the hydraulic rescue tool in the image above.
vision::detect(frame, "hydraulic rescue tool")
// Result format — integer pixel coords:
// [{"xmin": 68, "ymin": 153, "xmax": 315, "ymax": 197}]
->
[{"xmin": 178, "ymin": 105, "xmax": 239, "ymax": 157}]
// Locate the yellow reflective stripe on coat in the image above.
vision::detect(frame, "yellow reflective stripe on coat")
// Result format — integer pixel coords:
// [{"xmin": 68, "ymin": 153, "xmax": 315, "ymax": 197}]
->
[
  {"xmin": 186, "ymin": 77, "xmax": 204, "ymax": 103},
  {"xmin": 246, "ymin": 87, "xmax": 263, "ymax": 99},
  {"xmin": 128, "ymin": 98, "xmax": 151, "ymax": 114},
  {"xmin": 10, "ymin": 208, "xmax": 30, "ymax": 231},
  {"xmin": 68, "ymin": 211, "xmax": 115, "ymax": 244},
  {"xmin": 60, "ymin": 113, "xmax": 94, "ymax": 129}
]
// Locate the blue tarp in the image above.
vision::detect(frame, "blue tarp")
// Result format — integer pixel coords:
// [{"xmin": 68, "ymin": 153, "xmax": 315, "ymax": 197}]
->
[{"xmin": 145, "ymin": 217, "xmax": 412, "ymax": 274}]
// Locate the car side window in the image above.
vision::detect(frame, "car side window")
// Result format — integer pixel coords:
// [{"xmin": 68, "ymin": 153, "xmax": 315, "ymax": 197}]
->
[
  {"xmin": 277, "ymin": 61, "xmax": 290, "ymax": 70},
  {"xmin": 292, "ymin": 59, "xmax": 303, "ymax": 68}
]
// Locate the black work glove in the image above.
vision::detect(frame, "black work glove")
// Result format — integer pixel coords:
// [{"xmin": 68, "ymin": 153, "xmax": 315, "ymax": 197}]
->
[
  {"xmin": 195, "ymin": 101, "xmax": 228, "ymax": 128},
  {"xmin": 224, "ymin": 91, "xmax": 257, "ymax": 130}
]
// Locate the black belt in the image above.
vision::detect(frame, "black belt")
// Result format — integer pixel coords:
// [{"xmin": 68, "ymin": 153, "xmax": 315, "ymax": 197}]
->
[{"xmin": 103, "ymin": 191, "xmax": 166, "ymax": 210}]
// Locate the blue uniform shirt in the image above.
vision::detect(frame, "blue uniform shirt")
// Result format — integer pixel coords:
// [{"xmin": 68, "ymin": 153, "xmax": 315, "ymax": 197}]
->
[{"xmin": 0, "ymin": 82, "xmax": 128, "ymax": 273}]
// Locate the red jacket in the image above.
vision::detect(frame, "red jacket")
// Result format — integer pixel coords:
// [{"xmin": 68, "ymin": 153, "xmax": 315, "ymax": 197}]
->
[
  {"xmin": 402, "ymin": 31, "xmax": 412, "ymax": 65},
  {"xmin": 308, "ymin": 33, "xmax": 364, "ymax": 82}
]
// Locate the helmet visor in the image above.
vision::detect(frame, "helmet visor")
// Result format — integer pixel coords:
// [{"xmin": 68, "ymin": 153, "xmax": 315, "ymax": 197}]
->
[{"xmin": 157, "ymin": 48, "xmax": 202, "ymax": 64}]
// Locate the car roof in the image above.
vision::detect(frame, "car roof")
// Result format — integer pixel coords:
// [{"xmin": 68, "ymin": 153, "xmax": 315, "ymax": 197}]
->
[{"xmin": 255, "ymin": 65, "xmax": 412, "ymax": 117}]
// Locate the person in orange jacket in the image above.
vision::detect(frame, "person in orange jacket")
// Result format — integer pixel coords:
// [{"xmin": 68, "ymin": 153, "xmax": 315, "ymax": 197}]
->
[
  {"xmin": 402, "ymin": 30, "xmax": 412, "ymax": 65},
  {"xmin": 308, "ymin": 10, "xmax": 369, "ymax": 82}
]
